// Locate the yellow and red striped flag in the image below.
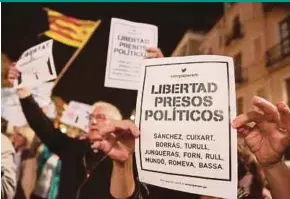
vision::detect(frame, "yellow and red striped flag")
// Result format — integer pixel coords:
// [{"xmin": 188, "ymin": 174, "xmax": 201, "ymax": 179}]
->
[{"xmin": 44, "ymin": 8, "xmax": 101, "ymax": 48}]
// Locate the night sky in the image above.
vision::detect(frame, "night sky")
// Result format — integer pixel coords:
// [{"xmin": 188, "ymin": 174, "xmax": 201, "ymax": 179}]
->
[{"xmin": 2, "ymin": 3, "xmax": 223, "ymax": 117}]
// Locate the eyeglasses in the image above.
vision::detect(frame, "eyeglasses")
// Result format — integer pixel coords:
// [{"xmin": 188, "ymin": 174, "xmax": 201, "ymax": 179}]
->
[{"xmin": 89, "ymin": 113, "xmax": 107, "ymax": 123}]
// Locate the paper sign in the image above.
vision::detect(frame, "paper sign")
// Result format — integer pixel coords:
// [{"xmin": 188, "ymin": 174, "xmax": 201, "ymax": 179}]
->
[
  {"xmin": 60, "ymin": 101, "xmax": 92, "ymax": 133},
  {"xmin": 135, "ymin": 55, "xmax": 237, "ymax": 199},
  {"xmin": 105, "ymin": 18, "xmax": 158, "ymax": 90},
  {"xmin": 1, "ymin": 82, "xmax": 54, "ymax": 126},
  {"xmin": 14, "ymin": 40, "xmax": 57, "ymax": 88}
]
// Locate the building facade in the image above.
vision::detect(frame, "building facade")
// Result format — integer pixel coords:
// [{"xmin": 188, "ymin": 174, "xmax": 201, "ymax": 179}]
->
[{"xmin": 173, "ymin": 3, "xmax": 290, "ymax": 113}]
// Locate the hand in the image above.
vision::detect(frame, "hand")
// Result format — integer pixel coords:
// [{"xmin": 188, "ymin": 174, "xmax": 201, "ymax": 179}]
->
[
  {"xmin": 7, "ymin": 62, "xmax": 20, "ymax": 86},
  {"xmin": 88, "ymin": 120, "xmax": 140, "ymax": 163},
  {"xmin": 232, "ymin": 96, "xmax": 290, "ymax": 167},
  {"xmin": 7, "ymin": 63, "xmax": 31, "ymax": 98},
  {"xmin": 145, "ymin": 47, "xmax": 164, "ymax": 59}
]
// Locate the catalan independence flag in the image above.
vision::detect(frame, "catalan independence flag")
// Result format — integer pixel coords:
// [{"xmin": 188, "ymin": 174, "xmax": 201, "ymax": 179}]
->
[{"xmin": 44, "ymin": 8, "xmax": 101, "ymax": 48}]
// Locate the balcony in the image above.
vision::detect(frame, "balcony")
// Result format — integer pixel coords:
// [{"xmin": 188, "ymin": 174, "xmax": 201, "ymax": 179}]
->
[
  {"xmin": 263, "ymin": 3, "xmax": 290, "ymax": 12},
  {"xmin": 235, "ymin": 67, "xmax": 247, "ymax": 85},
  {"xmin": 266, "ymin": 38, "xmax": 290, "ymax": 68},
  {"xmin": 225, "ymin": 17, "xmax": 244, "ymax": 46}
]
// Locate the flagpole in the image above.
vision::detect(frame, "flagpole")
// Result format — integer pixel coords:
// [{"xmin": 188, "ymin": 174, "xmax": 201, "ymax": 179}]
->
[{"xmin": 52, "ymin": 20, "xmax": 101, "ymax": 89}]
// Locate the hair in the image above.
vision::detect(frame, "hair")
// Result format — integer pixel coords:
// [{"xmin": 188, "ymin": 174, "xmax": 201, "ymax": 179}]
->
[
  {"xmin": 91, "ymin": 101, "xmax": 122, "ymax": 121},
  {"xmin": 14, "ymin": 125, "xmax": 35, "ymax": 148}
]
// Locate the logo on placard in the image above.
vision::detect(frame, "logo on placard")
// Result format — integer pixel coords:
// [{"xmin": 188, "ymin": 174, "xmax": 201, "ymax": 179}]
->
[{"xmin": 170, "ymin": 67, "xmax": 198, "ymax": 79}]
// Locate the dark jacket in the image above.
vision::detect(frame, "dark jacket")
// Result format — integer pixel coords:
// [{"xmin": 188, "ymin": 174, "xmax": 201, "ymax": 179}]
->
[
  {"xmin": 20, "ymin": 95, "xmax": 199, "ymax": 199},
  {"xmin": 20, "ymin": 95, "xmax": 143, "ymax": 199}
]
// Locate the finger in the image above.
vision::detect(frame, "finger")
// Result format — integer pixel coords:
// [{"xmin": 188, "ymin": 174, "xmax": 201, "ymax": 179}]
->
[
  {"xmin": 79, "ymin": 135, "xmax": 88, "ymax": 140},
  {"xmin": 276, "ymin": 101, "xmax": 290, "ymax": 133},
  {"xmin": 232, "ymin": 111, "xmax": 265, "ymax": 128},
  {"xmin": 100, "ymin": 135, "xmax": 117, "ymax": 154},
  {"xmin": 145, "ymin": 52, "xmax": 157, "ymax": 59},
  {"xmin": 8, "ymin": 69, "xmax": 20, "ymax": 76},
  {"xmin": 252, "ymin": 96, "xmax": 280, "ymax": 124},
  {"xmin": 8, "ymin": 73, "xmax": 18, "ymax": 80},
  {"xmin": 145, "ymin": 47, "xmax": 164, "ymax": 58},
  {"xmin": 91, "ymin": 141, "xmax": 102, "ymax": 150},
  {"xmin": 243, "ymin": 126, "xmax": 263, "ymax": 153},
  {"xmin": 237, "ymin": 125, "xmax": 251, "ymax": 138},
  {"xmin": 97, "ymin": 120, "xmax": 140, "ymax": 138},
  {"xmin": 87, "ymin": 131, "xmax": 103, "ymax": 142},
  {"xmin": 112, "ymin": 120, "xmax": 140, "ymax": 137}
]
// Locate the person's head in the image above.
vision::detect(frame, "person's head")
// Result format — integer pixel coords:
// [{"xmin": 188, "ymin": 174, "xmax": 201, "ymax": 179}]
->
[
  {"xmin": 10, "ymin": 126, "xmax": 35, "ymax": 151},
  {"xmin": 88, "ymin": 101, "xmax": 122, "ymax": 136}
]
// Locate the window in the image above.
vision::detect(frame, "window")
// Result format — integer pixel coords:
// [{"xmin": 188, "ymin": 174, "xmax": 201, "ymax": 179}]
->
[
  {"xmin": 233, "ymin": 16, "xmax": 242, "ymax": 38},
  {"xmin": 208, "ymin": 48, "xmax": 213, "ymax": 55},
  {"xmin": 237, "ymin": 97, "xmax": 243, "ymax": 115},
  {"xmin": 257, "ymin": 88, "xmax": 267, "ymax": 99},
  {"xmin": 253, "ymin": 36, "xmax": 262, "ymax": 59},
  {"xmin": 219, "ymin": 35, "xmax": 223, "ymax": 48},
  {"xmin": 234, "ymin": 53, "xmax": 243, "ymax": 83},
  {"xmin": 279, "ymin": 15, "xmax": 290, "ymax": 56},
  {"xmin": 286, "ymin": 77, "xmax": 290, "ymax": 105}
]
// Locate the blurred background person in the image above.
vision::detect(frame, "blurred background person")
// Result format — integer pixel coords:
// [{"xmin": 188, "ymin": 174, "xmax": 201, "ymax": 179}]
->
[{"xmin": 2, "ymin": 133, "xmax": 17, "ymax": 199}]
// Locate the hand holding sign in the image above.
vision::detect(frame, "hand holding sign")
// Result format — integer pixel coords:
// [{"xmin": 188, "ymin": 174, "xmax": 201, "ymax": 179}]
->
[
  {"xmin": 13, "ymin": 40, "xmax": 56, "ymax": 88},
  {"xmin": 135, "ymin": 55, "xmax": 237, "ymax": 198},
  {"xmin": 232, "ymin": 96, "xmax": 290, "ymax": 167},
  {"xmin": 105, "ymin": 18, "xmax": 158, "ymax": 90},
  {"xmin": 89, "ymin": 120, "xmax": 140, "ymax": 163},
  {"xmin": 145, "ymin": 47, "xmax": 164, "ymax": 59}
]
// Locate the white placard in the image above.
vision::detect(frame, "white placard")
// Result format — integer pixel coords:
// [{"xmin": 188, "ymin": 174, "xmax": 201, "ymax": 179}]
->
[
  {"xmin": 1, "ymin": 82, "xmax": 54, "ymax": 126},
  {"xmin": 105, "ymin": 18, "xmax": 158, "ymax": 90},
  {"xmin": 135, "ymin": 55, "xmax": 237, "ymax": 199},
  {"xmin": 60, "ymin": 101, "xmax": 92, "ymax": 133},
  {"xmin": 14, "ymin": 40, "xmax": 57, "ymax": 88}
]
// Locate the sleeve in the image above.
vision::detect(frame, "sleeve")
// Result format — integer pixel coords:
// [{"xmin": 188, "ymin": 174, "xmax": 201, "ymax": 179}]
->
[
  {"xmin": 126, "ymin": 154, "xmax": 150, "ymax": 199},
  {"xmin": 21, "ymin": 158, "xmax": 37, "ymax": 199},
  {"xmin": 1, "ymin": 135, "xmax": 17, "ymax": 199},
  {"xmin": 20, "ymin": 95, "xmax": 71, "ymax": 156},
  {"xmin": 127, "ymin": 181, "xmax": 150, "ymax": 199}
]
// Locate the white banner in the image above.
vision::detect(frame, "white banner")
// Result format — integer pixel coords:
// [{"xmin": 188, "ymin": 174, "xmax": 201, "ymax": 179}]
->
[
  {"xmin": 14, "ymin": 40, "xmax": 57, "ymax": 88},
  {"xmin": 2, "ymin": 82, "xmax": 54, "ymax": 126},
  {"xmin": 135, "ymin": 55, "xmax": 237, "ymax": 199},
  {"xmin": 60, "ymin": 101, "xmax": 92, "ymax": 133},
  {"xmin": 105, "ymin": 18, "xmax": 158, "ymax": 90}
]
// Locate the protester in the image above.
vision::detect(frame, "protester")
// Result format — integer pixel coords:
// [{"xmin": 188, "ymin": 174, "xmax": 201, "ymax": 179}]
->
[
  {"xmin": 8, "ymin": 73, "xmax": 138, "ymax": 199},
  {"xmin": 31, "ymin": 144, "xmax": 61, "ymax": 199},
  {"xmin": 232, "ymin": 96, "xmax": 290, "ymax": 199},
  {"xmin": 2, "ymin": 134, "xmax": 17, "ymax": 199},
  {"xmin": 7, "ymin": 47, "xmax": 164, "ymax": 199},
  {"xmin": 10, "ymin": 126, "xmax": 36, "ymax": 199}
]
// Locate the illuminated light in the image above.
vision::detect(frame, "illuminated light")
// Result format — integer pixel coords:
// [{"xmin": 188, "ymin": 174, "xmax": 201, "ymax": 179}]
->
[
  {"xmin": 130, "ymin": 115, "xmax": 135, "ymax": 121},
  {"xmin": 60, "ymin": 125, "xmax": 67, "ymax": 133}
]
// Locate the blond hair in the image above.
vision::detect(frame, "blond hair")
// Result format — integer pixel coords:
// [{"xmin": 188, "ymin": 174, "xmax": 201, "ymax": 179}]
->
[
  {"xmin": 92, "ymin": 101, "xmax": 122, "ymax": 121},
  {"xmin": 14, "ymin": 125, "xmax": 35, "ymax": 148}
]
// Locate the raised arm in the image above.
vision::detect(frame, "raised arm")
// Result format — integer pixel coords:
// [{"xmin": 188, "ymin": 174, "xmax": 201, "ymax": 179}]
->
[
  {"xmin": 8, "ymin": 63, "xmax": 70, "ymax": 156},
  {"xmin": 232, "ymin": 97, "xmax": 290, "ymax": 199}
]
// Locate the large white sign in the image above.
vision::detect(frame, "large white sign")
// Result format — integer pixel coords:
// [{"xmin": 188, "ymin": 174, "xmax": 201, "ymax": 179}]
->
[
  {"xmin": 14, "ymin": 40, "xmax": 57, "ymax": 88},
  {"xmin": 135, "ymin": 55, "xmax": 237, "ymax": 199},
  {"xmin": 60, "ymin": 101, "xmax": 92, "ymax": 133},
  {"xmin": 105, "ymin": 18, "xmax": 158, "ymax": 90},
  {"xmin": 2, "ymin": 82, "xmax": 54, "ymax": 126}
]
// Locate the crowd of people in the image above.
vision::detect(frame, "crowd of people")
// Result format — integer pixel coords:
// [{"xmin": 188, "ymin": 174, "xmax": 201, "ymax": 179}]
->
[{"xmin": 1, "ymin": 47, "xmax": 290, "ymax": 199}]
